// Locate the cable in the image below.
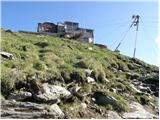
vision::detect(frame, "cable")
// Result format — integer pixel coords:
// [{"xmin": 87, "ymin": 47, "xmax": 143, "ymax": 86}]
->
[
  {"xmin": 140, "ymin": 18, "xmax": 158, "ymax": 56},
  {"xmin": 107, "ymin": 24, "xmax": 130, "ymax": 49},
  {"xmin": 114, "ymin": 26, "xmax": 131, "ymax": 51},
  {"xmin": 96, "ymin": 19, "xmax": 131, "ymax": 28}
]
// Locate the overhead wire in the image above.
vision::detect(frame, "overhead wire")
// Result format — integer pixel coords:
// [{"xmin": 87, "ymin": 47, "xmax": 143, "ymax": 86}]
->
[
  {"xmin": 106, "ymin": 22, "xmax": 131, "ymax": 49},
  {"xmin": 139, "ymin": 18, "xmax": 158, "ymax": 56},
  {"xmin": 114, "ymin": 26, "xmax": 131, "ymax": 51}
]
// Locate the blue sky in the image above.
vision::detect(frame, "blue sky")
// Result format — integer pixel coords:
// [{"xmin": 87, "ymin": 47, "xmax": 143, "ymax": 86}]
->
[{"xmin": 1, "ymin": 1, "xmax": 158, "ymax": 65}]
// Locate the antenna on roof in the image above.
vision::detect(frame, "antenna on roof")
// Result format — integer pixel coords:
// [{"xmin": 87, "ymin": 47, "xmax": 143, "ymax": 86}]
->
[{"xmin": 114, "ymin": 15, "xmax": 140, "ymax": 58}]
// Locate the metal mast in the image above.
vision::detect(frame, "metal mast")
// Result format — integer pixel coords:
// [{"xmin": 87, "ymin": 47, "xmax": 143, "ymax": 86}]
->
[
  {"xmin": 114, "ymin": 15, "xmax": 140, "ymax": 58},
  {"xmin": 132, "ymin": 15, "xmax": 140, "ymax": 58}
]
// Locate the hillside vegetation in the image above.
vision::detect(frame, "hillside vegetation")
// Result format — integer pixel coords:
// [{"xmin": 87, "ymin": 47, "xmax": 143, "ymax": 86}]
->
[{"xmin": 0, "ymin": 29, "xmax": 159, "ymax": 118}]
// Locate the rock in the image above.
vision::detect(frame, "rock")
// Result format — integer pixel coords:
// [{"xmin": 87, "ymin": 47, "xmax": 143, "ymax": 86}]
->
[
  {"xmin": 122, "ymin": 93, "xmax": 130, "ymax": 98},
  {"xmin": 0, "ymin": 94, "xmax": 5, "ymax": 101},
  {"xmin": 107, "ymin": 111, "xmax": 122, "ymax": 119},
  {"xmin": 49, "ymin": 104, "xmax": 64, "ymax": 118},
  {"xmin": 28, "ymin": 79, "xmax": 44, "ymax": 95},
  {"xmin": 93, "ymin": 91, "xmax": 117, "ymax": 106},
  {"xmin": 110, "ymin": 88, "xmax": 116, "ymax": 93},
  {"xmin": 88, "ymin": 47, "xmax": 93, "ymax": 50},
  {"xmin": 34, "ymin": 83, "xmax": 71, "ymax": 102},
  {"xmin": 104, "ymin": 78, "xmax": 110, "ymax": 82},
  {"xmin": 129, "ymin": 84, "xmax": 141, "ymax": 93},
  {"xmin": 80, "ymin": 103, "xmax": 87, "ymax": 109},
  {"xmin": 126, "ymin": 72, "xmax": 140, "ymax": 80},
  {"xmin": 133, "ymin": 63, "xmax": 142, "ymax": 67},
  {"xmin": 69, "ymin": 84, "xmax": 81, "ymax": 94},
  {"xmin": 91, "ymin": 98, "xmax": 96, "ymax": 102},
  {"xmin": 110, "ymin": 67, "xmax": 117, "ymax": 73},
  {"xmin": 138, "ymin": 86, "xmax": 152, "ymax": 93},
  {"xmin": 0, "ymin": 51, "xmax": 14, "ymax": 60},
  {"xmin": 122, "ymin": 101, "xmax": 156, "ymax": 119},
  {"xmin": 131, "ymin": 58, "xmax": 145, "ymax": 66},
  {"xmin": 140, "ymin": 73, "xmax": 159, "ymax": 97},
  {"xmin": 85, "ymin": 69, "xmax": 93, "ymax": 76},
  {"xmin": 1, "ymin": 100, "xmax": 64, "ymax": 119},
  {"xmin": 87, "ymin": 77, "xmax": 95, "ymax": 83},
  {"xmin": 8, "ymin": 91, "xmax": 32, "ymax": 101}
]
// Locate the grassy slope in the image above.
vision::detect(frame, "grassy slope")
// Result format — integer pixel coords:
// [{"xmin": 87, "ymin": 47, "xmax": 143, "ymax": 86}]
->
[{"xmin": 1, "ymin": 29, "xmax": 158, "ymax": 116}]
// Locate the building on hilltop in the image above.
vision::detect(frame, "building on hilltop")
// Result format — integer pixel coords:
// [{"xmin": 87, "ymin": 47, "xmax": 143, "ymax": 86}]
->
[
  {"xmin": 37, "ymin": 21, "xmax": 94, "ymax": 43},
  {"xmin": 37, "ymin": 22, "xmax": 57, "ymax": 33}
]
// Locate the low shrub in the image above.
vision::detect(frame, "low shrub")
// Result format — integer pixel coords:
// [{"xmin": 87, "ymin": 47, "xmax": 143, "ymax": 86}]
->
[
  {"xmin": 34, "ymin": 41, "xmax": 49, "ymax": 48},
  {"xmin": 33, "ymin": 62, "xmax": 46, "ymax": 71}
]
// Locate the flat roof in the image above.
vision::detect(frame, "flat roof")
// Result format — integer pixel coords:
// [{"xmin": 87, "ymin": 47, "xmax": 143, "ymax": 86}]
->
[{"xmin": 64, "ymin": 21, "xmax": 79, "ymax": 25}]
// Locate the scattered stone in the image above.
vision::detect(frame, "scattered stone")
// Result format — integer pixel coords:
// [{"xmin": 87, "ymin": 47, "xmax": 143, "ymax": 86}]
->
[
  {"xmin": 8, "ymin": 91, "xmax": 32, "ymax": 101},
  {"xmin": 126, "ymin": 72, "xmax": 140, "ymax": 80},
  {"xmin": 85, "ymin": 69, "xmax": 93, "ymax": 76},
  {"xmin": 133, "ymin": 63, "xmax": 142, "ymax": 67},
  {"xmin": 0, "ymin": 94, "xmax": 5, "ymax": 101},
  {"xmin": 91, "ymin": 98, "xmax": 96, "ymax": 102},
  {"xmin": 110, "ymin": 67, "xmax": 117, "ymax": 73},
  {"xmin": 110, "ymin": 88, "xmax": 116, "ymax": 93},
  {"xmin": 87, "ymin": 77, "xmax": 95, "ymax": 83},
  {"xmin": 104, "ymin": 78, "xmax": 110, "ymax": 82},
  {"xmin": 80, "ymin": 103, "xmax": 87, "ymax": 109},
  {"xmin": 138, "ymin": 85, "xmax": 152, "ymax": 93},
  {"xmin": 129, "ymin": 84, "xmax": 141, "ymax": 93},
  {"xmin": 122, "ymin": 93, "xmax": 130, "ymax": 98},
  {"xmin": 88, "ymin": 47, "xmax": 93, "ymax": 50},
  {"xmin": 69, "ymin": 84, "xmax": 81, "ymax": 94},
  {"xmin": 0, "ymin": 51, "xmax": 14, "ymax": 60}
]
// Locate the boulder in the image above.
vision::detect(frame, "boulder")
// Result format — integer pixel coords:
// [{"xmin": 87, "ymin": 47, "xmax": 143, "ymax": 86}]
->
[
  {"xmin": 1, "ymin": 100, "xmax": 64, "ymax": 119},
  {"xmin": 93, "ymin": 91, "xmax": 117, "ymax": 106},
  {"xmin": 34, "ymin": 83, "xmax": 71, "ymax": 102},
  {"xmin": 122, "ymin": 101, "xmax": 156, "ymax": 119},
  {"xmin": 8, "ymin": 91, "xmax": 32, "ymax": 101}
]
